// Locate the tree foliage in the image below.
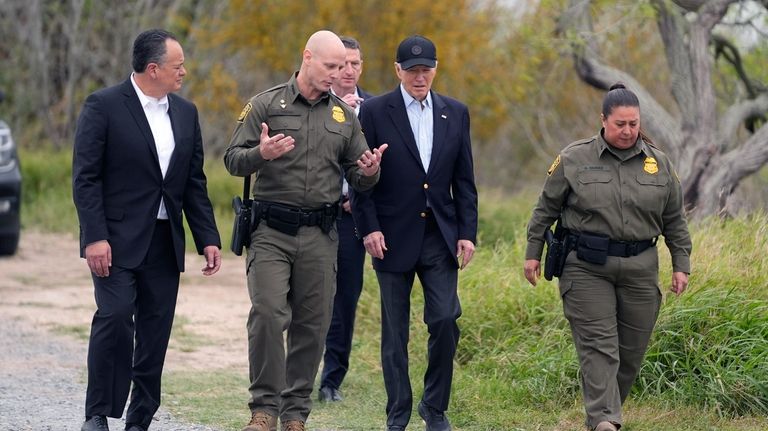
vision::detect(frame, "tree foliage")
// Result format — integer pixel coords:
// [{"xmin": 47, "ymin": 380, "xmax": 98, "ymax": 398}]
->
[
  {"xmin": 188, "ymin": 0, "xmax": 528, "ymax": 150},
  {"xmin": 0, "ymin": 0, "xmax": 199, "ymax": 148},
  {"xmin": 6, "ymin": 0, "xmax": 768, "ymax": 213}
]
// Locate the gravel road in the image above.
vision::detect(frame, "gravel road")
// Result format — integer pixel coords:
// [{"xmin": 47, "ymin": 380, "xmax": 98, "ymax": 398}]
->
[{"xmin": 0, "ymin": 315, "xmax": 221, "ymax": 431}]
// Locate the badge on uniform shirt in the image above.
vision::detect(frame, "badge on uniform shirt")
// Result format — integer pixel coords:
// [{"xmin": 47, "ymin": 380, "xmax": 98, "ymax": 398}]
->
[
  {"xmin": 332, "ymin": 105, "xmax": 346, "ymax": 123},
  {"xmin": 644, "ymin": 157, "xmax": 658, "ymax": 174},
  {"xmin": 547, "ymin": 155, "xmax": 561, "ymax": 176},
  {"xmin": 237, "ymin": 102, "xmax": 252, "ymax": 123}
]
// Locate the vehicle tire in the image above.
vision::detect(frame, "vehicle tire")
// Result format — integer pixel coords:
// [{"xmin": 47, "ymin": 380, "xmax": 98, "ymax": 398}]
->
[{"xmin": 0, "ymin": 232, "xmax": 19, "ymax": 256}]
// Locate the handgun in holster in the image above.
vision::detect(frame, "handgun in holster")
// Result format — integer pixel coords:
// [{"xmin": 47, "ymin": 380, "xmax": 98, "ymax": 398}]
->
[
  {"xmin": 543, "ymin": 218, "xmax": 572, "ymax": 281},
  {"xmin": 230, "ymin": 175, "xmax": 253, "ymax": 256},
  {"xmin": 318, "ymin": 202, "xmax": 339, "ymax": 234}
]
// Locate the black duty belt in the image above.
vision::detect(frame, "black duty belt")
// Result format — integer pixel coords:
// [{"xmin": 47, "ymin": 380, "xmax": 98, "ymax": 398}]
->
[
  {"xmin": 568, "ymin": 231, "xmax": 658, "ymax": 258},
  {"xmin": 261, "ymin": 202, "xmax": 325, "ymax": 225},
  {"xmin": 606, "ymin": 238, "xmax": 657, "ymax": 257},
  {"xmin": 253, "ymin": 200, "xmax": 339, "ymax": 236}
]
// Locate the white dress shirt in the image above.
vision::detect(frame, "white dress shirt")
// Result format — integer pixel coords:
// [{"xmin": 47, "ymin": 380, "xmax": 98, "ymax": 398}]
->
[{"xmin": 130, "ymin": 74, "xmax": 175, "ymax": 220}]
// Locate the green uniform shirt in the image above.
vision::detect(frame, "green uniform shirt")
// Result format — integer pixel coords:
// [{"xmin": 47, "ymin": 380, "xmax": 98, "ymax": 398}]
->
[
  {"xmin": 525, "ymin": 132, "xmax": 692, "ymax": 273},
  {"xmin": 224, "ymin": 73, "xmax": 378, "ymax": 208}
]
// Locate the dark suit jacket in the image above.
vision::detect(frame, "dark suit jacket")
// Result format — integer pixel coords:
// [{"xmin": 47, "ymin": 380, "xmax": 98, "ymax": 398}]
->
[
  {"xmin": 73, "ymin": 78, "xmax": 220, "ymax": 272},
  {"xmin": 352, "ymin": 86, "xmax": 478, "ymax": 272}
]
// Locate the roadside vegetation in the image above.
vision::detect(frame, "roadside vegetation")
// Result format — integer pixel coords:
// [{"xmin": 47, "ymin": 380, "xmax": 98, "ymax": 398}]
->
[{"xmin": 20, "ymin": 149, "xmax": 768, "ymax": 430}]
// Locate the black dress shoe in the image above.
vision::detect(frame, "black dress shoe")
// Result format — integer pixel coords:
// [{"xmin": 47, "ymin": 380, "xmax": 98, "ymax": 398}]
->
[
  {"xmin": 318, "ymin": 385, "xmax": 343, "ymax": 402},
  {"xmin": 417, "ymin": 401, "xmax": 451, "ymax": 431},
  {"xmin": 81, "ymin": 416, "xmax": 109, "ymax": 431},
  {"xmin": 125, "ymin": 425, "xmax": 145, "ymax": 431}
]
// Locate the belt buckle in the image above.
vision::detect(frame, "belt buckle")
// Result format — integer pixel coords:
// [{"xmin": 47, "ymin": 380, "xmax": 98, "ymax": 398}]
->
[{"xmin": 626, "ymin": 242, "xmax": 638, "ymax": 256}]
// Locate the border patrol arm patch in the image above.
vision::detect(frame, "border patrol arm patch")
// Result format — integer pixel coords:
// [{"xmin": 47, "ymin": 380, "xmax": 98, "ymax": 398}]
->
[
  {"xmin": 547, "ymin": 154, "xmax": 561, "ymax": 176},
  {"xmin": 237, "ymin": 102, "xmax": 252, "ymax": 123}
]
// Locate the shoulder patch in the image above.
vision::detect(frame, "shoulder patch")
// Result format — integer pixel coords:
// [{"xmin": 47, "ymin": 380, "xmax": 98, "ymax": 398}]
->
[
  {"xmin": 237, "ymin": 102, "xmax": 252, "ymax": 123},
  {"xmin": 547, "ymin": 154, "xmax": 561, "ymax": 176}
]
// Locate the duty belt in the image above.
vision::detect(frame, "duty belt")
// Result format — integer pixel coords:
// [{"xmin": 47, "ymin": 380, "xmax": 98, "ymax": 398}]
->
[
  {"xmin": 606, "ymin": 237, "xmax": 658, "ymax": 257},
  {"xmin": 566, "ymin": 230, "xmax": 658, "ymax": 257},
  {"xmin": 567, "ymin": 232, "xmax": 658, "ymax": 257},
  {"xmin": 252, "ymin": 200, "xmax": 338, "ymax": 236}
]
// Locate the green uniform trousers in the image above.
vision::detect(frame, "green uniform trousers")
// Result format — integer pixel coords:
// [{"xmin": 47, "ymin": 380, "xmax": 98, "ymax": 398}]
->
[
  {"xmin": 559, "ymin": 247, "xmax": 661, "ymax": 429},
  {"xmin": 245, "ymin": 223, "xmax": 337, "ymax": 422}
]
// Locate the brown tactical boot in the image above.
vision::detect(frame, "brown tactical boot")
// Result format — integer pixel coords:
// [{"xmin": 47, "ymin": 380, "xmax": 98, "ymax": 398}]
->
[
  {"xmin": 242, "ymin": 411, "xmax": 277, "ymax": 431},
  {"xmin": 594, "ymin": 421, "xmax": 618, "ymax": 431},
  {"xmin": 281, "ymin": 420, "xmax": 305, "ymax": 431}
]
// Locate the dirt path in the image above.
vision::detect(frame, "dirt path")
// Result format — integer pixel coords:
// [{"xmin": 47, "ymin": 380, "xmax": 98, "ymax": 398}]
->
[{"xmin": 0, "ymin": 230, "xmax": 253, "ymax": 430}]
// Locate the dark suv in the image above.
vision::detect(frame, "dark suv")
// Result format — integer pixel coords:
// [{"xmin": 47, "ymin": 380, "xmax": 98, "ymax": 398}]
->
[{"xmin": 0, "ymin": 91, "xmax": 21, "ymax": 255}]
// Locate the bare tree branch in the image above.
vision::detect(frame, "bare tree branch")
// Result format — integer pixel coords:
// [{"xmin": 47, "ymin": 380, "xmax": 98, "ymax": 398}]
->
[
  {"xmin": 722, "ymin": 121, "xmax": 768, "ymax": 180},
  {"xmin": 671, "ymin": 0, "xmax": 707, "ymax": 11},
  {"xmin": 697, "ymin": 121, "xmax": 768, "ymax": 214},
  {"xmin": 719, "ymin": 93, "xmax": 768, "ymax": 143}
]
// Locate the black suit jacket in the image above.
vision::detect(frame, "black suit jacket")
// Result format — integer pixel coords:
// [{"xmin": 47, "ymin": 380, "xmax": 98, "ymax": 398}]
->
[
  {"xmin": 352, "ymin": 87, "xmax": 478, "ymax": 272},
  {"xmin": 73, "ymin": 78, "xmax": 220, "ymax": 272}
]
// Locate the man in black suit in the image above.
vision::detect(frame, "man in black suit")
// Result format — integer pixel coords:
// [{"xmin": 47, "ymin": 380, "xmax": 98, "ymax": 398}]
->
[
  {"xmin": 351, "ymin": 35, "xmax": 478, "ymax": 431},
  {"xmin": 318, "ymin": 35, "xmax": 374, "ymax": 403},
  {"xmin": 72, "ymin": 29, "xmax": 222, "ymax": 431}
]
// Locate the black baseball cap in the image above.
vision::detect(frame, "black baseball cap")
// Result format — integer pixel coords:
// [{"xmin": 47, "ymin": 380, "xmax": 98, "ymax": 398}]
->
[{"xmin": 396, "ymin": 35, "xmax": 437, "ymax": 69}]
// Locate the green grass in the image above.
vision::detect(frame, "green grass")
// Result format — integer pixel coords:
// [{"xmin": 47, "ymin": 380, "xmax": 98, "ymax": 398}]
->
[
  {"xmin": 19, "ymin": 147, "xmax": 77, "ymax": 233},
  {"xmin": 19, "ymin": 148, "xmax": 768, "ymax": 430},
  {"xmin": 51, "ymin": 323, "xmax": 90, "ymax": 341},
  {"xmin": 169, "ymin": 315, "xmax": 210, "ymax": 353}
]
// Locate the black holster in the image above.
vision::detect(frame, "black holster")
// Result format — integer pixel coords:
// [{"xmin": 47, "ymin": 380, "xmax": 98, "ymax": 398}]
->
[
  {"xmin": 230, "ymin": 195, "xmax": 253, "ymax": 256},
  {"xmin": 543, "ymin": 219, "xmax": 572, "ymax": 281}
]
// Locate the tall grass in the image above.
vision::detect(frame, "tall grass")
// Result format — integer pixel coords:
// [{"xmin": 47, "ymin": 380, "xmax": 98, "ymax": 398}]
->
[
  {"xmin": 19, "ymin": 149, "xmax": 768, "ymax": 429},
  {"xmin": 19, "ymin": 147, "xmax": 77, "ymax": 233},
  {"xmin": 635, "ymin": 214, "xmax": 768, "ymax": 417}
]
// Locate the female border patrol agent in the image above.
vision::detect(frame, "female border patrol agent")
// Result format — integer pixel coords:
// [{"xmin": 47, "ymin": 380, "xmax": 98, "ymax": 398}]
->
[{"xmin": 523, "ymin": 83, "xmax": 692, "ymax": 431}]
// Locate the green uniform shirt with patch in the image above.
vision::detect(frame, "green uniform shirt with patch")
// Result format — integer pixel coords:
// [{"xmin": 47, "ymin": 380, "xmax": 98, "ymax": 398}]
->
[
  {"xmin": 224, "ymin": 73, "xmax": 378, "ymax": 208},
  {"xmin": 525, "ymin": 133, "xmax": 692, "ymax": 273}
]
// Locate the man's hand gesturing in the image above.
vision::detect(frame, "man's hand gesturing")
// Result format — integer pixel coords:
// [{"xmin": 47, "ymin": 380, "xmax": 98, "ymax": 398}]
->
[
  {"xmin": 259, "ymin": 122, "xmax": 296, "ymax": 160},
  {"xmin": 357, "ymin": 143, "xmax": 388, "ymax": 176}
]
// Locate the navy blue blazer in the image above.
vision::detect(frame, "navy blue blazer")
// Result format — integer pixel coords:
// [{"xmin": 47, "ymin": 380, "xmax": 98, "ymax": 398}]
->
[
  {"xmin": 73, "ymin": 78, "xmax": 221, "ymax": 272},
  {"xmin": 352, "ymin": 87, "xmax": 478, "ymax": 272}
]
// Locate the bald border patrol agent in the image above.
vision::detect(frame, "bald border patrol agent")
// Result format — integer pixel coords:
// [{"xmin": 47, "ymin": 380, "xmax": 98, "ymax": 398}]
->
[
  {"xmin": 523, "ymin": 83, "xmax": 691, "ymax": 431},
  {"xmin": 224, "ymin": 30, "xmax": 386, "ymax": 431}
]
